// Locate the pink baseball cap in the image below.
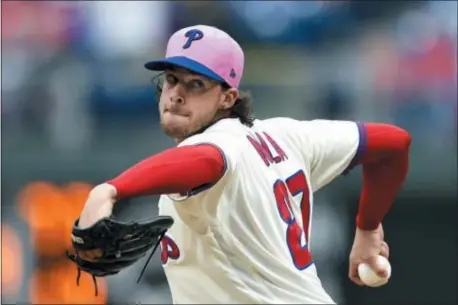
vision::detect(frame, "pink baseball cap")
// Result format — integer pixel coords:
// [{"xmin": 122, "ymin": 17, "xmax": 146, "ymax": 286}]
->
[{"xmin": 145, "ymin": 25, "xmax": 244, "ymax": 88}]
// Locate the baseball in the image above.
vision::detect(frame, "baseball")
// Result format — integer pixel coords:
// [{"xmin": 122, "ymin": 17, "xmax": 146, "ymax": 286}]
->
[{"xmin": 357, "ymin": 255, "xmax": 392, "ymax": 287}]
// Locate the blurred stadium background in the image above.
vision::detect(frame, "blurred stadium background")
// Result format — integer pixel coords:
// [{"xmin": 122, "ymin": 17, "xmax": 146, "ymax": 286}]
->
[{"xmin": 1, "ymin": 1, "xmax": 456, "ymax": 304}]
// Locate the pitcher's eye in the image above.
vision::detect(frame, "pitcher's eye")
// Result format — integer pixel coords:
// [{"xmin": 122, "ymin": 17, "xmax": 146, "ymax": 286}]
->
[
  {"xmin": 188, "ymin": 79, "xmax": 205, "ymax": 89},
  {"xmin": 165, "ymin": 74, "xmax": 178, "ymax": 86}
]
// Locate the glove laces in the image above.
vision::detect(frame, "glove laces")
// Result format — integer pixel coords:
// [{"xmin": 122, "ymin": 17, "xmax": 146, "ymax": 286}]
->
[
  {"xmin": 136, "ymin": 231, "xmax": 165, "ymax": 283},
  {"xmin": 66, "ymin": 230, "xmax": 166, "ymax": 296}
]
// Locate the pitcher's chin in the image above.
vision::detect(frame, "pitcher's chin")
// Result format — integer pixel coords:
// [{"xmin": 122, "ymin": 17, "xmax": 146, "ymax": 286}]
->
[{"xmin": 160, "ymin": 119, "xmax": 190, "ymax": 141}]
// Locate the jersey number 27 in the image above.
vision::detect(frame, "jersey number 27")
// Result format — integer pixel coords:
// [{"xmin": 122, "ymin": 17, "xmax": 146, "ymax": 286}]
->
[{"xmin": 273, "ymin": 170, "xmax": 312, "ymax": 270}]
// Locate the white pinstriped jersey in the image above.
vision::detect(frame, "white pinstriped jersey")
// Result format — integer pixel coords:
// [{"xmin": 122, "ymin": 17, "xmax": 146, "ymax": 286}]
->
[{"xmin": 158, "ymin": 117, "xmax": 361, "ymax": 304}]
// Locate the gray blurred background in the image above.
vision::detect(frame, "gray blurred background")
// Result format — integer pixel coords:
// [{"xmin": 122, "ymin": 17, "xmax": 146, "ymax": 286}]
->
[{"xmin": 1, "ymin": 1, "xmax": 456, "ymax": 304}]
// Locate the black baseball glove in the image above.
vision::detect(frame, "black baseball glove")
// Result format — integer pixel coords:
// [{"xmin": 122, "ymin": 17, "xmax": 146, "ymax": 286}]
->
[{"xmin": 66, "ymin": 216, "xmax": 174, "ymax": 295}]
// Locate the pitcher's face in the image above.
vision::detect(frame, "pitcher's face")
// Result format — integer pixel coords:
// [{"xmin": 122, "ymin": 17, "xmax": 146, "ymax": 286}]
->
[{"xmin": 158, "ymin": 68, "xmax": 228, "ymax": 142}]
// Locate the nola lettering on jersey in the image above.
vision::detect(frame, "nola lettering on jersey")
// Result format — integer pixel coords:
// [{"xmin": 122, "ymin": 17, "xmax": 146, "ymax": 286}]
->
[
  {"xmin": 160, "ymin": 235, "xmax": 180, "ymax": 264},
  {"xmin": 247, "ymin": 132, "xmax": 288, "ymax": 166}
]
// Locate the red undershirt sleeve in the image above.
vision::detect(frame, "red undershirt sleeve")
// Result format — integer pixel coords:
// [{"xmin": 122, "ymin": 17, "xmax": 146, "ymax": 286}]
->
[
  {"xmin": 106, "ymin": 144, "xmax": 226, "ymax": 199},
  {"xmin": 349, "ymin": 123, "xmax": 412, "ymax": 230}
]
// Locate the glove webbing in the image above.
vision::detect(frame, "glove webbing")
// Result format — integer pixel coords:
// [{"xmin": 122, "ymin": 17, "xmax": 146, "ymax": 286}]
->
[{"xmin": 67, "ymin": 230, "xmax": 166, "ymax": 296}]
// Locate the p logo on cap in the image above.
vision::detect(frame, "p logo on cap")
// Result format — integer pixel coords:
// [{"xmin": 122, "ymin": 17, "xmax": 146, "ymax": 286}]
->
[
  {"xmin": 145, "ymin": 25, "xmax": 245, "ymax": 88},
  {"xmin": 183, "ymin": 29, "xmax": 204, "ymax": 49}
]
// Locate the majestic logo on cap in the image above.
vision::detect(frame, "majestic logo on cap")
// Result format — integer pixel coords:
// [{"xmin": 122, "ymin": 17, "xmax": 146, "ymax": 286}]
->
[
  {"xmin": 183, "ymin": 29, "xmax": 204, "ymax": 49},
  {"xmin": 230, "ymin": 68, "xmax": 236, "ymax": 78}
]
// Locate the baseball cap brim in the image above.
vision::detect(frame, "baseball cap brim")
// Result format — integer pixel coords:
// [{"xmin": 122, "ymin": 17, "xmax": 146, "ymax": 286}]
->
[{"xmin": 144, "ymin": 56, "xmax": 226, "ymax": 84}]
